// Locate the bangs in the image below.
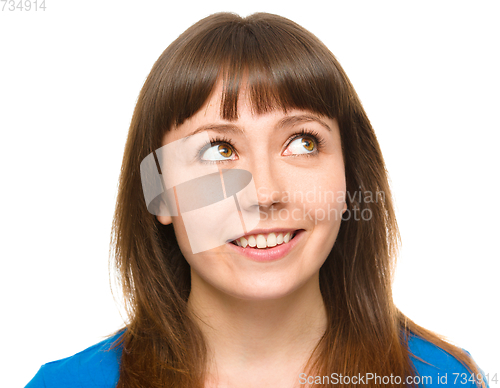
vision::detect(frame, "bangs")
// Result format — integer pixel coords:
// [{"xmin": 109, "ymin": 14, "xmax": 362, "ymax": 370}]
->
[{"xmin": 150, "ymin": 13, "xmax": 351, "ymax": 134}]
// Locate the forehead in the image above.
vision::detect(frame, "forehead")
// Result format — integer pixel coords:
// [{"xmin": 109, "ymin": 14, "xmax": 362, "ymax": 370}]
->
[
  {"xmin": 196, "ymin": 78, "xmax": 262, "ymax": 118},
  {"xmin": 161, "ymin": 73, "xmax": 339, "ymax": 148},
  {"xmin": 174, "ymin": 81, "xmax": 326, "ymax": 129}
]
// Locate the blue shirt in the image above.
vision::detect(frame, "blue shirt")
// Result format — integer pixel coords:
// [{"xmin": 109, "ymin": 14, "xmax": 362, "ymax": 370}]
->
[{"xmin": 25, "ymin": 331, "xmax": 490, "ymax": 387}]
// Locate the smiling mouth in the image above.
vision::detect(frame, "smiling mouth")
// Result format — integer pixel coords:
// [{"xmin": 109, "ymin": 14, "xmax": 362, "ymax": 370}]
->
[{"xmin": 229, "ymin": 230, "xmax": 301, "ymax": 249}]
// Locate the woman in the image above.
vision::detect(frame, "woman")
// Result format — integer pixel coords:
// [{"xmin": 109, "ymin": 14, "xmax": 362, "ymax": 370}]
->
[{"xmin": 26, "ymin": 12, "xmax": 489, "ymax": 388}]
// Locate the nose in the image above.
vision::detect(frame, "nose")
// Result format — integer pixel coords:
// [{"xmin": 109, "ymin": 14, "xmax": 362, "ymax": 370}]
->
[{"xmin": 245, "ymin": 158, "xmax": 285, "ymax": 213}]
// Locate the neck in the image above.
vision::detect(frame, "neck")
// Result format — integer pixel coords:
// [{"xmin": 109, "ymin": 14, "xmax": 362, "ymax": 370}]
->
[{"xmin": 187, "ymin": 270, "xmax": 327, "ymax": 385}]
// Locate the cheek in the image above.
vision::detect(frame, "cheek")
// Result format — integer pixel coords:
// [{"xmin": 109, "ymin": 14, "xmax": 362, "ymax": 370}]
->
[
  {"xmin": 170, "ymin": 216, "xmax": 194, "ymax": 258},
  {"xmin": 286, "ymin": 169, "xmax": 347, "ymax": 220},
  {"xmin": 170, "ymin": 216, "xmax": 231, "ymax": 275},
  {"xmin": 170, "ymin": 218, "xmax": 215, "ymax": 282}
]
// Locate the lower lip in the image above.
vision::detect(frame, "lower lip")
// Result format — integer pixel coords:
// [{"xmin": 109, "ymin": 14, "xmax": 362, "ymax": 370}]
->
[{"xmin": 226, "ymin": 230, "xmax": 304, "ymax": 262}]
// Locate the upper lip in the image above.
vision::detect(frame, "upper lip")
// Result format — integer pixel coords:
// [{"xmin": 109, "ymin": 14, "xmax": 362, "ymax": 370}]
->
[{"xmin": 228, "ymin": 228, "xmax": 301, "ymax": 242}]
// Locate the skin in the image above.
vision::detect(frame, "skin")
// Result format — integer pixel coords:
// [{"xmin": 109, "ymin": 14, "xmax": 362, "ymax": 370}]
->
[{"xmin": 157, "ymin": 82, "xmax": 347, "ymax": 388}]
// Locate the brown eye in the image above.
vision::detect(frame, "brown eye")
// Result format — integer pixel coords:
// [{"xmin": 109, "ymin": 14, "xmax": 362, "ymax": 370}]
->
[
  {"xmin": 286, "ymin": 136, "xmax": 316, "ymax": 155},
  {"xmin": 218, "ymin": 144, "xmax": 232, "ymax": 158},
  {"xmin": 301, "ymin": 138, "xmax": 315, "ymax": 152},
  {"xmin": 201, "ymin": 142, "xmax": 237, "ymax": 162}
]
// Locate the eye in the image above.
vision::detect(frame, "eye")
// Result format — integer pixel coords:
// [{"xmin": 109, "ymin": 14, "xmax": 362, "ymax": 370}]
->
[
  {"xmin": 285, "ymin": 136, "xmax": 316, "ymax": 155},
  {"xmin": 201, "ymin": 143, "xmax": 236, "ymax": 162}
]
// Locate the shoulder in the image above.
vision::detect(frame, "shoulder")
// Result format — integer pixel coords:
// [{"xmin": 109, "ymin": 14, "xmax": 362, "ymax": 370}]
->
[
  {"xmin": 25, "ymin": 330, "xmax": 125, "ymax": 388},
  {"xmin": 408, "ymin": 334, "xmax": 489, "ymax": 387}
]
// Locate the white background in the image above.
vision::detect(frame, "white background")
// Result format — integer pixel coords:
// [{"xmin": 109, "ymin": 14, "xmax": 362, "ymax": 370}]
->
[{"xmin": 1, "ymin": 1, "xmax": 498, "ymax": 387}]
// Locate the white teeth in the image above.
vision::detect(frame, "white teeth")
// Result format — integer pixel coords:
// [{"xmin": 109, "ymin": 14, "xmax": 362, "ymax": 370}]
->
[
  {"xmin": 267, "ymin": 233, "xmax": 277, "ymax": 247},
  {"xmin": 232, "ymin": 231, "xmax": 297, "ymax": 249},
  {"xmin": 256, "ymin": 234, "xmax": 267, "ymax": 248},
  {"xmin": 248, "ymin": 235, "xmax": 256, "ymax": 247}
]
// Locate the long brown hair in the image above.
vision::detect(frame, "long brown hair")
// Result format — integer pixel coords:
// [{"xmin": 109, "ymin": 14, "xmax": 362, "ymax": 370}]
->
[{"xmin": 109, "ymin": 12, "xmax": 485, "ymax": 387}]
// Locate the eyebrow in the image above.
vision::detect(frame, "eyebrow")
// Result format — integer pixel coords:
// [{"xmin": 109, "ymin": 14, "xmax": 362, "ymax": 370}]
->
[
  {"xmin": 276, "ymin": 114, "xmax": 332, "ymax": 132},
  {"xmin": 182, "ymin": 123, "xmax": 244, "ymax": 141},
  {"xmin": 182, "ymin": 114, "xmax": 332, "ymax": 141}
]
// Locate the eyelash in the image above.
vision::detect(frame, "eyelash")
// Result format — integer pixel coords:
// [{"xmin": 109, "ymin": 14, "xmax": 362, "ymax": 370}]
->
[
  {"xmin": 195, "ymin": 135, "xmax": 236, "ymax": 165},
  {"xmin": 286, "ymin": 128, "xmax": 326, "ymax": 155},
  {"xmin": 196, "ymin": 128, "xmax": 326, "ymax": 164}
]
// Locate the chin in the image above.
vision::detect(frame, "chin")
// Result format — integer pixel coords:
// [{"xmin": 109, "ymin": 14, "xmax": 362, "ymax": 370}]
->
[{"xmin": 219, "ymin": 275, "xmax": 311, "ymax": 302}]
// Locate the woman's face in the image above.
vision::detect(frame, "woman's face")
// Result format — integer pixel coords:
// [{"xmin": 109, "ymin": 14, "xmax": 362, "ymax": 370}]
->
[{"xmin": 157, "ymin": 83, "xmax": 347, "ymax": 301}]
